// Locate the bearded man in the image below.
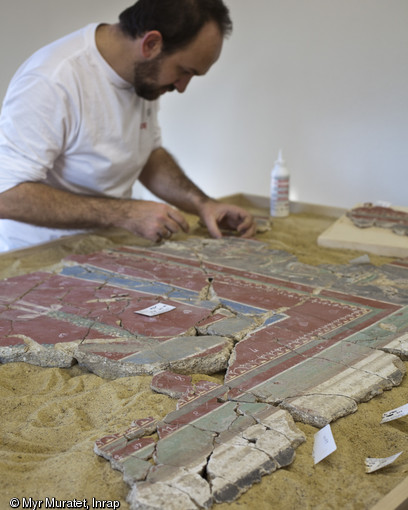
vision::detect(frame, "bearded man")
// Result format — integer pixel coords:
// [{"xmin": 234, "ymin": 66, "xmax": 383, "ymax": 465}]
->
[{"xmin": 0, "ymin": 0, "xmax": 255, "ymax": 251}]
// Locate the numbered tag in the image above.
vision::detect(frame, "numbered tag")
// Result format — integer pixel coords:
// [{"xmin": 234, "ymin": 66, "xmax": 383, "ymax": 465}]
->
[
  {"xmin": 135, "ymin": 303, "xmax": 176, "ymax": 317},
  {"xmin": 380, "ymin": 403, "xmax": 408, "ymax": 424},
  {"xmin": 313, "ymin": 424, "xmax": 337, "ymax": 464},
  {"xmin": 365, "ymin": 452, "xmax": 403, "ymax": 473}
]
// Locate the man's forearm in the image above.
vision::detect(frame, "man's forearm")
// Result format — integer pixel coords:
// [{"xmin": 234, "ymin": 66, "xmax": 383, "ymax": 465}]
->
[
  {"xmin": 139, "ymin": 147, "xmax": 215, "ymax": 214},
  {"xmin": 0, "ymin": 181, "xmax": 130, "ymax": 230},
  {"xmin": 0, "ymin": 181, "xmax": 191, "ymax": 242}
]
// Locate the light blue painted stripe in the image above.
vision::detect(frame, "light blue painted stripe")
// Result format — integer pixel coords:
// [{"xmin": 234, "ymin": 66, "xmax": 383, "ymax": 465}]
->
[{"xmin": 60, "ymin": 265, "xmax": 276, "ymax": 316}]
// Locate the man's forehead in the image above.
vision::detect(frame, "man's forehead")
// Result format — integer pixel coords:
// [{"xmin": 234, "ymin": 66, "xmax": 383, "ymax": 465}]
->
[{"xmin": 166, "ymin": 21, "xmax": 223, "ymax": 74}]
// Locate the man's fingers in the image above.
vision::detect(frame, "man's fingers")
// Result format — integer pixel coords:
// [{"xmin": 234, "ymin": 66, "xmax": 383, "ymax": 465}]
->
[
  {"xmin": 153, "ymin": 208, "xmax": 189, "ymax": 243},
  {"xmin": 203, "ymin": 214, "xmax": 223, "ymax": 239},
  {"xmin": 168, "ymin": 209, "xmax": 189, "ymax": 233},
  {"xmin": 237, "ymin": 215, "xmax": 256, "ymax": 238}
]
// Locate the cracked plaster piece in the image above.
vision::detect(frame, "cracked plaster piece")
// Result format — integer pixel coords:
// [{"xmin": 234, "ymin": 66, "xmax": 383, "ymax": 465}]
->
[
  {"xmin": 0, "ymin": 333, "xmax": 78, "ymax": 367},
  {"xmin": 96, "ymin": 385, "xmax": 305, "ymax": 509},
  {"xmin": 127, "ymin": 482, "xmax": 199, "ymax": 510},
  {"xmin": 207, "ymin": 438, "xmax": 276, "ymax": 504},
  {"xmin": 0, "ymin": 264, "xmax": 237, "ymax": 376},
  {"xmin": 1, "ymin": 239, "xmax": 407, "ymax": 379},
  {"xmin": 380, "ymin": 332, "xmax": 408, "ymax": 360},
  {"xmin": 74, "ymin": 335, "xmax": 233, "ymax": 378},
  {"xmin": 146, "ymin": 465, "xmax": 213, "ymax": 509},
  {"xmin": 346, "ymin": 204, "xmax": 408, "ymax": 235},
  {"xmin": 1, "ymin": 238, "xmax": 408, "ymax": 507},
  {"xmin": 150, "ymin": 371, "xmax": 193, "ymax": 399}
]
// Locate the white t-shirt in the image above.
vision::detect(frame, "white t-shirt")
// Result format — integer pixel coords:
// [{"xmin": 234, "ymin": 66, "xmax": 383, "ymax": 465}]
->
[{"xmin": 0, "ymin": 23, "xmax": 162, "ymax": 251}]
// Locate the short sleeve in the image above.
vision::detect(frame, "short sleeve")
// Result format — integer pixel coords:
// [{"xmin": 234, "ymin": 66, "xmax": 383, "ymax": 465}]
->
[{"xmin": 0, "ymin": 72, "xmax": 71, "ymax": 193}]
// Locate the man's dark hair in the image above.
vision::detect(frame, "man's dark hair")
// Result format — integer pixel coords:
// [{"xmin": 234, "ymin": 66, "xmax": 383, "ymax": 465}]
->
[{"xmin": 119, "ymin": 0, "xmax": 232, "ymax": 54}]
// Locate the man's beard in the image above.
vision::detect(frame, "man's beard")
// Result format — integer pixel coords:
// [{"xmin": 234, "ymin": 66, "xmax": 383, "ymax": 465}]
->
[{"xmin": 133, "ymin": 56, "xmax": 175, "ymax": 100}]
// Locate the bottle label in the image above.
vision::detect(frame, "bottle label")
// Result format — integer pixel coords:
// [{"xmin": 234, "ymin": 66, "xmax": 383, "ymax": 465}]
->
[{"xmin": 270, "ymin": 175, "xmax": 290, "ymax": 217}]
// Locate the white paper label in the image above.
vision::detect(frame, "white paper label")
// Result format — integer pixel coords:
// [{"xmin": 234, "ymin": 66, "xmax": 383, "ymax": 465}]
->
[
  {"xmin": 365, "ymin": 452, "xmax": 403, "ymax": 473},
  {"xmin": 313, "ymin": 424, "xmax": 337, "ymax": 464},
  {"xmin": 135, "ymin": 303, "xmax": 176, "ymax": 317},
  {"xmin": 380, "ymin": 403, "xmax": 408, "ymax": 424}
]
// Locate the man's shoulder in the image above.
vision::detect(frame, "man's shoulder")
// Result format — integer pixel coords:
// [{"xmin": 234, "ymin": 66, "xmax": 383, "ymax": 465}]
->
[{"xmin": 16, "ymin": 24, "xmax": 98, "ymax": 81}]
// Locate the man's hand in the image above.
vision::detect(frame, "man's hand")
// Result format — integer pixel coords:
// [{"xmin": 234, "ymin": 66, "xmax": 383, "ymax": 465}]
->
[
  {"xmin": 138, "ymin": 149, "xmax": 256, "ymax": 240},
  {"xmin": 197, "ymin": 200, "xmax": 256, "ymax": 239},
  {"xmin": 118, "ymin": 200, "xmax": 190, "ymax": 242}
]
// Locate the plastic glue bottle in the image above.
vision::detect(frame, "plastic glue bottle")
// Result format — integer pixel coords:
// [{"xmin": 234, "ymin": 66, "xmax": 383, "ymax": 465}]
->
[{"xmin": 270, "ymin": 149, "xmax": 290, "ymax": 217}]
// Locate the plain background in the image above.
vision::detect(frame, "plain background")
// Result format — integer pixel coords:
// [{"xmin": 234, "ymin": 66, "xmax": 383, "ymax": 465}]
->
[{"xmin": 1, "ymin": 0, "xmax": 407, "ymax": 209}]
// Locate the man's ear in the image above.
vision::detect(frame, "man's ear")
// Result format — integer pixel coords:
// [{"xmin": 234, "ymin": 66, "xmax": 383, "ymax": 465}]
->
[{"xmin": 141, "ymin": 31, "xmax": 163, "ymax": 58}]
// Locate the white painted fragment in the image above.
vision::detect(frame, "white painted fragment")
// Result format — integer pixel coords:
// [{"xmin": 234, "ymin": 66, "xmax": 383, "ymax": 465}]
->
[
  {"xmin": 255, "ymin": 430, "xmax": 295, "ymax": 467},
  {"xmin": 281, "ymin": 394, "xmax": 357, "ymax": 428},
  {"xmin": 313, "ymin": 424, "xmax": 337, "ymax": 464},
  {"xmin": 381, "ymin": 332, "xmax": 408, "ymax": 360},
  {"xmin": 146, "ymin": 464, "xmax": 212, "ymax": 509},
  {"xmin": 167, "ymin": 469, "xmax": 212, "ymax": 509},
  {"xmin": 242, "ymin": 424, "xmax": 267, "ymax": 442},
  {"xmin": 349, "ymin": 254, "xmax": 371, "ymax": 265},
  {"xmin": 282, "ymin": 351, "xmax": 406, "ymax": 427},
  {"xmin": 128, "ymin": 481, "xmax": 197, "ymax": 510},
  {"xmin": 351, "ymin": 350, "xmax": 406, "ymax": 388},
  {"xmin": 365, "ymin": 452, "xmax": 403, "ymax": 473},
  {"xmin": 374, "ymin": 200, "xmax": 391, "ymax": 208},
  {"xmin": 258, "ymin": 409, "xmax": 306, "ymax": 448},
  {"xmin": 207, "ymin": 439, "xmax": 276, "ymax": 503}
]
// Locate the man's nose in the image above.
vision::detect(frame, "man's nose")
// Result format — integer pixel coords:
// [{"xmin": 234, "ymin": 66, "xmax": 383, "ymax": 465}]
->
[{"xmin": 174, "ymin": 75, "xmax": 193, "ymax": 93}]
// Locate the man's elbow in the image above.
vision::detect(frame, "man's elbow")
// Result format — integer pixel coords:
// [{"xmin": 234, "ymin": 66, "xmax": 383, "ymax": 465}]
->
[
  {"xmin": 0, "ymin": 184, "xmax": 27, "ymax": 219},
  {"xmin": 0, "ymin": 189, "xmax": 12, "ymax": 218}
]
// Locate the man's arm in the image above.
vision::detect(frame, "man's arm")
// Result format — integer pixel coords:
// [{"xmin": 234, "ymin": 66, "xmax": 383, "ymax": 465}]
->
[
  {"xmin": 0, "ymin": 147, "xmax": 255, "ymax": 242},
  {"xmin": 0, "ymin": 181, "xmax": 189, "ymax": 242},
  {"xmin": 139, "ymin": 147, "xmax": 256, "ymax": 238}
]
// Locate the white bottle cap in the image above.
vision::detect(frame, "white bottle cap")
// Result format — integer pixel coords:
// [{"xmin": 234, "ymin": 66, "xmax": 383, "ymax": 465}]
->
[{"xmin": 275, "ymin": 149, "xmax": 285, "ymax": 165}]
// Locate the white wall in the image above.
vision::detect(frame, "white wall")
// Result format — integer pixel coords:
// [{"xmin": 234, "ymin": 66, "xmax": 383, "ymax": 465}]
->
[
  {"xmin": 0, "ymin": 1, "xmax": 129, "ymax": 82},
  {"xmin": 1, "ymin": 1, "xmax": 407, "ymax": 209}
]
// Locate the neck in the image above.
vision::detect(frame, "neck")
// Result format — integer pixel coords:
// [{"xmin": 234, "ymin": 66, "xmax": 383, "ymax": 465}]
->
[{"xmin": 95, "ymin": 23, "xmax": 140, "ymax": 83}]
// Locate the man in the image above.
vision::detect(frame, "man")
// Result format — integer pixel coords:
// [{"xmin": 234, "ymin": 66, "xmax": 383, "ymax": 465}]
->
[{"xmin": 0, "ymin": 0, "xmax": 255, "ymax": 251}]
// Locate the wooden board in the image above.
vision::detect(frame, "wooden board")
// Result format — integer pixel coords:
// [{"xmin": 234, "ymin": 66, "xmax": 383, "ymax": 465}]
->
[
  {"xmin": 370, "ymin": 476, "xmax": 408, "ymax": 510},
  {"xmin": 318, "ymin": 205, "xmax": 408, "ymax": 258}
]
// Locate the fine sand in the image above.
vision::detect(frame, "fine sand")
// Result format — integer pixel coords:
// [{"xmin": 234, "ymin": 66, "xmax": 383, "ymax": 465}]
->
[{"xmin": 0, "ymin": 205, "xmax": 407, "ymax": 509}]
